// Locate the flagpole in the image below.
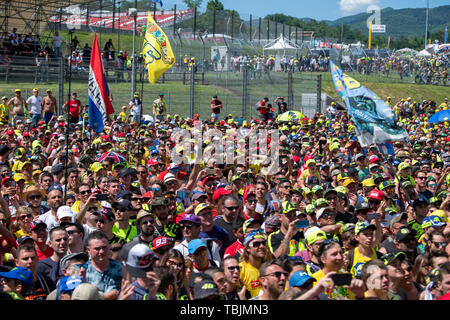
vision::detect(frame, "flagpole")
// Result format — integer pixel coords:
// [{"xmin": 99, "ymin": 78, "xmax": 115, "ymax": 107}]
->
[{"xmin": 64, "ymin": 30, "xmax": 74, "ymax": 202}]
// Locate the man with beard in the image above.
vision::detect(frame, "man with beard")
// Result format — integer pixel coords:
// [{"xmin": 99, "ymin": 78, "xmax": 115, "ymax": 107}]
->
[
  {"xmin": 36, "ymin": 187, "xmax": 63, "ymax": 231},
  {"xmin": 239, "ymin": 231, "xmax": 268, "ymax": 298},
  {"xmin": 36, "ymin": 226, "xmax": 68, "ymax": 287},
  {"xmin": 151, "ymin": 197, "xmax": 182, "ymax": 245},
  {"xmin": 120, "ymin": 210, "xmax": 157, "ymax": 262},
  {"xmin": 255, "ymin": 260, "xmax": 288, "ymax": 300}
]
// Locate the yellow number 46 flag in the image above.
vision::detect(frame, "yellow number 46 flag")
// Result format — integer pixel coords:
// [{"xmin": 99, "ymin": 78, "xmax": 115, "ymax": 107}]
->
[{"xmin": 142, "ymin": 12, "xmax": 175, "ymax": 84}]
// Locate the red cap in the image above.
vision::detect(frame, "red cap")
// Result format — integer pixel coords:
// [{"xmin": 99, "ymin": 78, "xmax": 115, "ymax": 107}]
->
[
  {"xmin": 213, "ymin": 187, "xmax": 232, "ymax": 202},
  {"xmin": 194, "ymin": 114, "xmax": 199, "ymax": 118},
  {"xmin": 369, "ymin": 157, "xmax": 380, "ymax": 164},
  {"xmin": 152, "ymin": 236, "xmax": 170, "ymax": 250},
  {"xmin": 202, "ymin": 176, "xmax": 217, "ymax": 188},
  {"xmin": 6, "ymin": 129, "xmax": 14, "ymax": 135},
  {"xmin": 148, "ymin": 159, "xmax": 158, "ymax": 166},
  {"xmin": 58, "ymin": 122, "xmax": 65, "ymax": 126},
  {"xmin": 101, "ymin": 135, "xmax": 110, "ymax": 142},
  {"xmin": 38, "ymin": 121, "xmax": 45, "ymax": 125},
  {"xmin": 118, "ymin": 132, "xmax": 125, "ymax": 137},
  {"xmin": 1, "ymin": 176, "xmax": 12, "ymax": 188},
  {"xmin": 368, "ymin": 189, "xmax": 384, "ymax": 201},
  {"xmin": 23, "ymin": 132, "xmax": 30, "ymax": 137},
  {"xmin": 243, "ymin": 191, "xmax": 256, "ymax": 203}
]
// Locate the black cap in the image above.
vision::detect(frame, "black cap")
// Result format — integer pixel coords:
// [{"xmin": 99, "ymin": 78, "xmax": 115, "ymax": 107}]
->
[
  {"xmin": 112, "ymin": 199, "xmax": 133, "ymax": 210},
  {"xmin": 118, "ymin": 168, "xmax": 132, "ymax": 178},
  {"xmin": 413, "ymin": 198, "xmax": 428, "ymax": 208},
  {"xmin": 51, "ymin": 164, "xmax": 65, "ymax": 175},
  {"xmin": 93, "ymin": 207, "xmax": 115, "ymax": 222},
  {"xmin": 395, "ymin": 227, "xmax": 415, "ymax": 242},
  {"xmin": 115, "ymin": 190, "xmax": 132, "ymax": 200},
  {"xmin": 193, "ymin": 279, "xmax": 220, "ymax": 300},
  {"xmin": 355, "ymin": 201, "xmax": 371, "ymax": 212}
]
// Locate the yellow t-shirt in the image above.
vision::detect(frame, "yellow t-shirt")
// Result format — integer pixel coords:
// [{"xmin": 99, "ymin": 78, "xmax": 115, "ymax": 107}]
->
[
  {"xmin": 0, "ymin": 103, "xmax": 9, "ymax": 120},
  {"xmin": 119, "ymin": 111, "xmax": 127, "ymax": 122},
  {"xmin": 239, "ymin": 260, "xmax": 261, "ymax": 298},
  {"xmin": 312, "ymin": 269, "xmax": 355, "ymax": 300},
  {"xmin": 348, "ymin": 246, "xmax": 378, "ymax": 278}
]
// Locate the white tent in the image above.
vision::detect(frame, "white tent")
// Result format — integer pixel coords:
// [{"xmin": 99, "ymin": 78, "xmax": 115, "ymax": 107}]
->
[
  {"xmin": 417, "ymin": 49, "xmax": 432, "ymax": 57},
  {"xmin": 263, "ymin": 34, "xmax": 300, "ymax": 55}
]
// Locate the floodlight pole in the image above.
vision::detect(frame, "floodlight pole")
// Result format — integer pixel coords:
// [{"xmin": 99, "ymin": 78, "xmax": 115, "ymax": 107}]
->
[
  {"xmin": 130, "ymin": 6, "xmax": 137, "ymax": 99},
  {"xmin": 425, "ymin": 0, "xmax": 429, "ymax": 48}
]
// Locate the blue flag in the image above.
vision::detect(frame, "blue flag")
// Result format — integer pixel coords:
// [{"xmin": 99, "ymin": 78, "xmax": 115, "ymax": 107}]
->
[{"xmin": 152, "ymin": 0, "xmax": 163, "ymax": 6}]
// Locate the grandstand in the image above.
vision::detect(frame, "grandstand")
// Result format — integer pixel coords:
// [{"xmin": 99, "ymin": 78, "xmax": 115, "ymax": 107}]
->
[{"xmin": 48, "ymin": 9, "xmax": 194, "ymax": 31}]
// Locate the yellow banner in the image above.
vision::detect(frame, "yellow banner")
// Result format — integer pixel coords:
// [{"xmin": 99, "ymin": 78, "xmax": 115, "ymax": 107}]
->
[{"xmin": 142, "ymin": 13, "xmax": 175, "ymax": 84}]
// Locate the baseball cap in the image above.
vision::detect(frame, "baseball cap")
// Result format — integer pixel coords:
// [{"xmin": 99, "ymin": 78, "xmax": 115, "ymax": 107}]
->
[
  {"xmin": 57, "ymin": 275, "xmax": 83, "ymax": 294},
  {"xmin": 242, "ymin": 218, "xmax": 261, "ymax": 234},
  {"xmin": 355, "ymin": 221, "xmax": 376, "ymax": 235},
  {"xmin": 163, "ymin": 173, "xmax": 177, "ymax": 184},
  {"xmin": 343, "ymin": 178, "xmax": 357, "ymax": 187},
  {"xmin": 382, "ymin": 252, "xmax": 406, "ymax": 265},
  {"xmin": 191, "ymin": 192, "xmax": 207, "ymax": 202},
  {"xmin": 331, "ymin": 169, "xmax": 341, "ymax": 177},
  {"xmin": 315, "ymin": 198, "xmax": 330, "ymax": 208},
  {"xmin": 59, "ymin": 252, "xmax": 89, "ymax": 270},
  {"xmin": 289, "ymin": 271, "xmax": 315, "ymax": 288},
  {"xmin": 202, "ymin": 176, "xmax": 217, "ymax": 188},
  {"xmin": 355, "ymin": 201, "xmax": 371, "ymax": 212},
  {"xmin": 355, "ymin": 153, "xmax": 365, "ymax": 161},
  {"xmin": 112, "ymin": 199, "xmax": 133, "ymax": 211},
  {"xmin": 305, "ymin": 228, "xmax": 327, "ymax": 245},
  {"xmin": 422, "ymin": 216, "xmax": 446, "ymax": 229},
  {"xmin": 431, "ymin": 209, "xmax": 448, "ymax": 223},
  {"xmin": 316, "ymin": 207, "xmax": 333, "ymax": 220},
  {"xmin": 30, "ymin": 220, "xmax": 47, "ymax": 231},
  {"xmin": 125, "ymin": 243, "xmax": 156, "ymax": 278},
  {"xmin": 413, "ymin": 198, "xmax": 428, "ymax": 208},
  {"xmin": 243, "ymin": 231, "xmax": 265, "ymax": 246},
  {"xmin": 212, "ymin": 187, "xmax": 232, "ymax": 202},
  {"xmin": 194, "ymin": 203, "xmax": 213, "ymax": 215},
  {"xmin": 193, "ymin": 279, "xmax": 220, "ymax": 300},
  {"xmin": 395, "ymin": 228, "xmax": 415, "ymax": 242},
  {"xmin": 180, "ymin": 214, "xmax": 202, "ymax": 226},
  {"xmin": 368, "ymin": 189, "xmax": 384, "ymax": 201},
  {"xmin": 71, "ymin": 283, "xmax": 104, "ymax": 300},
  {"xmin": 152, "ymin": 236, "xmax": 171, "ymax": 251},
  {"xmin": 56, "ymin": 206, "xmax": 75, "ymax": 221},
  {"xmin": 398, "ymin": 162, "xmax": 411, "ymax": 171},
  {"xmin": 379, "ymin": 181, "xmax": 394, "ymax": 190},
  {"xmin": 93, "ymin": 207, "xmax": 115, "ymax": 222},
  {"xmin": 362, "ymin": 178, "xmax": 376, "ymax": 187},
  {"xmin": 16, "ymin": 235, "xmax": 34, "ymax": 246},
  {"xmin": 188, "ymin": 239, "xmax": 207, "ymax": 255},
  {"xmin": 0, "ymin": 266, "xmax": 33, "ymax": 288}
]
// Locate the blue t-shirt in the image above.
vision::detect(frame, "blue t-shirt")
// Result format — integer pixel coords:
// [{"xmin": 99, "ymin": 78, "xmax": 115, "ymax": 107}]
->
[
  {"xmin": 199, "ymin": 225, "xmax": 231, "ymax": 258},
  {"xmin": 85, "ymin": 259, "xmax": 122, "ymax": 294}
]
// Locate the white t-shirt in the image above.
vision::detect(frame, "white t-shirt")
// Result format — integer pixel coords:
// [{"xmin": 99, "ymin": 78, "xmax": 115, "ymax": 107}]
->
[
  {"xmin": 129, "ymin": 98, "xmax": 142, "ymax": 116},
  {"xmin": 26, "ymin": 95, "xmax": 43, "ymax": 114}
]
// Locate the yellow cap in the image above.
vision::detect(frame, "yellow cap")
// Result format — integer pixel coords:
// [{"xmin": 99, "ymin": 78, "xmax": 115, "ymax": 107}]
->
[{"xmin": 194, "ymin": 203, "xmax": 214, "ymax": 215}]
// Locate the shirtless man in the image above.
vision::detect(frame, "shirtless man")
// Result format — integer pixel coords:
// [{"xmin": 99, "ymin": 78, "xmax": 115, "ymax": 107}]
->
[
  {"xmin": 7, "ymin": 89, "xmax": 27, "ymax": 126},
  {"xmin": 42, "ymin": 89, "xmax": 57, "ymax": 124}
]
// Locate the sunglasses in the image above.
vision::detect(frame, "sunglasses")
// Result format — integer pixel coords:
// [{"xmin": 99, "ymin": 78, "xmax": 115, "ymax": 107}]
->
[
  {"xmin": 111, "ymin": 246, "xmax": 122, "ymax": 252},
  {"xmin": 71, "ymin": 263, "xmax": 88, "ymax": 269},
  {"xmin": 225, "ymin": 206, "xmax": 239, "ymax": 211},
  {"xmin": 167, "ymin": 181, "xmax": 178, "ymax": 185},
  {"xmin": 137, "ymin": 171, "xmax": 147, "ymax": 175},
  {"xmin": 150, "ymin": 188, "xmax": 161, "ymax": 192},
  {"xmin": 181, "ymin": 224, "xmax": 193, "ymax": 230},
  {"xmin": 94, "ymin": 218, "xmax": 105, "ymax": 224},
  {"xmin": 263, "ymin": 271, "xmax": 288, "ymax": 279},
  {"xmin": 80, "ymin": 190, "xmax": 90, "ymax": 195},
  {"xmin": 141, "ymin": 219, "xmax": 155, "ymax": 225},
  {"xmin": 67, "ymin": 230, "xmax": 79, "ymax": 235},
  {"xmin": 432, "ymin": 242, "xmax": 447, "ymax": 248},
  {"xmin": 416, "ymin": 177, "xmax": 427, "ymax": 180},
  {"xmin": 20, "ymin": 214, "xmax": 33, "ymax": 220},
  {"xmin": 28, "ymin": 194, "xmax": 42, "ymax": 200},
  {"xmin": 246, "ymin": 199, "xmax": 257, "ymax": 204},
  {"xmin": 167, "ymin": 260, "xmax": 184, "ymax": 270},
  {"xmin": 227, "ymin": 266, "xmax": 240, "ymax": 271},
  {"xmin": 249, "ymin": 240, "xmax": 266, "ymax": 248},
  {"xmin": 130, "ymin": 197, "xmax": 142, "ymax": 202},
  {"xmin": 87, "ymin": 207, "xmax": 97, "ymax": 211},
  {"xmin": 320, "ymin": 212, "xmax": 334, "ymax": 219}
]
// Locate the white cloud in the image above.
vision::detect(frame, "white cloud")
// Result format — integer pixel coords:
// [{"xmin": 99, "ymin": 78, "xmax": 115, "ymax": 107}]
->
[{"xmin": 339, "ymin": 0, "xmax": 381, "ymax": 14}]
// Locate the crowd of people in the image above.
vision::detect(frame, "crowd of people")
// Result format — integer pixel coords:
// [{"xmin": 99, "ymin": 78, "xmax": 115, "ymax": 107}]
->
[
  {"xmin": 0, "ymin": 86, "xmax": 449, "ymax": 301},
  {"xmin": 344, "ymin": 51, "xmax": 448, "ymax": 86}
]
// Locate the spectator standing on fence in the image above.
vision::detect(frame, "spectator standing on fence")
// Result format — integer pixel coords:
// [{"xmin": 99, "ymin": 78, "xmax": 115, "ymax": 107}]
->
[
  {"xmin": 26, "ymin": 88, "xmax": 43, "ymax": 128},
  {"xmin": 52, "ymin": 32, "xmax": 63, "ymax": 58},
  {"xmin": 35, "ymin": 50, "xmax": 49, "ymax": 83},
  {"xmin": 129, "ymin": 92, "xmax": 142, "ymax": 124},
  {"xmin": 7, "ymin": 89, "xmax": 27, "ymax": 126},
  {"xmin": 152, "ymin": 93, "xmax": 166, "ymax": 122},
  {"xmin": 42, "ymin": 89, "xmax": 57, "ymax": 125},
  {"xmin": 63, "ymin": 92, "xmax": 81, "ymax": 124},
  {"xmin": 210, "ymin": 95, "xmax": 222, "ymax": 123}
]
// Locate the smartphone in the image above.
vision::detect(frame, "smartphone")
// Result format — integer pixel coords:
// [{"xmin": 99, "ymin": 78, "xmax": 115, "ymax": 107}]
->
[
  {"xmin": 296, "ymin": 220, "xmax": 310, "ymax": 229},
  {"xmin": 96, "ymin": 194, "xmax": 109, "ymax": 201},
  {"xmin": 206, "ymin": 168, "xmax": 216, "ymax": 176},
  {"xmin": 331, "ymin": 273, "xmax": 352, "ymax": 286},
  {"xmin": 367, "ymin": 213, "xmax": 381, "ymax": 220}
]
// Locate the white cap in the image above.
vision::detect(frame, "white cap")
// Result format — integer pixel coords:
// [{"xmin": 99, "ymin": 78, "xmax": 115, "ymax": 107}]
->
[
  {"xmin": 163, "ymin": 173, "xmax": 177, "ymax": 183},
  {"xmin": 304, "ymin": 226, "xmax": 321, "ymax": 240},
  {"xmin": 71, "ymin": 283, "xmax": 104, "ymax": 300},
  {"xmin": 126, "ymin": 243, "xmax": 154, "ymax": 278},
  {"xmin": 57, "ymin": 205, "xmax": 75, "ymax": 221}
]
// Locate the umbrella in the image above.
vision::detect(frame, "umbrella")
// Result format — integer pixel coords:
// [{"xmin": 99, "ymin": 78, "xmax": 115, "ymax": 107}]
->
[
  {"xmin": 276, "ymin": 111, "xmax": 303, "ymax": 122},
  {"xmin": 428, "ymin": 110, "xmax": 450, "ymax": 123},
  {"xmin": 96, "ymin": 151, "xmax": 126, "ymax": 163}
]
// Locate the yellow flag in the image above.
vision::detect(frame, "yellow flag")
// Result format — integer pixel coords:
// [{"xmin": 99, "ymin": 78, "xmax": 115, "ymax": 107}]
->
[{"xmin": 142, "ymin": 13, "xmax": 175, "ymax": 84}]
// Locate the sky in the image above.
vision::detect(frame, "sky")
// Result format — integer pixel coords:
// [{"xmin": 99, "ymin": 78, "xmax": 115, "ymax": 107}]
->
[{"xmin": 160, "ymin": 0, "xmax": 449, "ymax": 21}]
